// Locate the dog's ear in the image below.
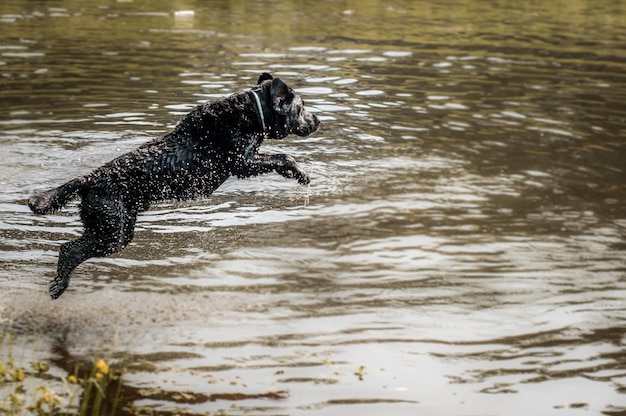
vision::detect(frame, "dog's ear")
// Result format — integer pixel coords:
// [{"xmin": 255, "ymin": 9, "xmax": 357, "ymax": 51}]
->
[
  {"xmin": 257, "ymin": 72, "xmax": 273, "ymax": 84},
  {"xmin": 270, "ymin": 78, "xmax": 293, "ymax": 109}
]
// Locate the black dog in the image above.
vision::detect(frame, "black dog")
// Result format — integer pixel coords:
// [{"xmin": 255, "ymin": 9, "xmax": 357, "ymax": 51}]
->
[{"xmin": 28, "ymin": 73, "xmax": 320, "ymax": 299}]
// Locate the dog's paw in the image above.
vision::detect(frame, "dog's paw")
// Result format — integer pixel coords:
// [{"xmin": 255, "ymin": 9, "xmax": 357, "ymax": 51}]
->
[
  {"xmin": 284, "ymin": 166, "xmax": 309, "ymax": 185},
  {"xmin": 49, "ymin": 277, "xmax": 68, "ymax": 300},
  {"xmin": 296, "ymin": 170, "xmax": 310, "ymax": 185}
]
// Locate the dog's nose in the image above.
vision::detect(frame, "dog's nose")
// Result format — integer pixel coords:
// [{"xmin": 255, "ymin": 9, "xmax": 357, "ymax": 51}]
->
[
  {"xmin": 294, "ymin": 113, "xmax": 321, "ymax": 137},
  {"xmin": 312, "ymin": 114, "xmax": 320, "ymax": 132}
]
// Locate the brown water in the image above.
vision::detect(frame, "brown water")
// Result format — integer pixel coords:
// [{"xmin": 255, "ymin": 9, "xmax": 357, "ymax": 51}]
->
[{"xmin": 1, "ymin": 0, "xmax": 626, "ymax": 414}]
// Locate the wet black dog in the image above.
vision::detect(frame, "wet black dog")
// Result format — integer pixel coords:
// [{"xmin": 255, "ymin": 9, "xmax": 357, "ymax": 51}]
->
[{"xmin": 28, "ymin": 73, "xmax": 320, "ymax": 299}]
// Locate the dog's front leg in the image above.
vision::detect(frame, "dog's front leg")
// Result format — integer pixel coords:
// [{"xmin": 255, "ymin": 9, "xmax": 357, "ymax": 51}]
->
[
  {"xmin": 237, "ymin": 153, "xmax": 310, "ymax": 185},
  {"xmin": 268, "ymin": 153, "xmax": 310, "ymax": 185}
]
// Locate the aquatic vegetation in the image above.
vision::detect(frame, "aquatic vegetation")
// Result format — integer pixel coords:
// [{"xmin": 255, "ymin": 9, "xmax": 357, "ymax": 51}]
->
[
  {"xmin": 0, "ymin": 335, "xmax": 122, "ymax": 416},
  {"xmin": 77, "ymin": 358, "xmax": 123, "ymax": 416},
  {"xmin": 0, "ymin": 353, "xmax": 62, "ymax": 415}
]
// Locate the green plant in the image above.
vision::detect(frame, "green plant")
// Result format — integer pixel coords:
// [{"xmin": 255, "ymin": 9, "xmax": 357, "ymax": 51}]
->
[
  {"xmin": 78, "ymin": 358, "xmax": 121, "ymax": 416},
  {"xmin": 0, "ymin": 349, "xmax": 123, "ymax": 415},
  {"xmin": 0, "ymin": 355, "xmax": 29, "ymax": 415}
]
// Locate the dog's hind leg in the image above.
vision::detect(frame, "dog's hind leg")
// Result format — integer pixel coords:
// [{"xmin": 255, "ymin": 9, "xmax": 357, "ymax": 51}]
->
[
  {"xmin": 50, "ymin": 234, "xmax": 101, "ymax": 299},
  {"xmin": 49, "ymin": 189, "xmax": 137, "ymax": 299}
]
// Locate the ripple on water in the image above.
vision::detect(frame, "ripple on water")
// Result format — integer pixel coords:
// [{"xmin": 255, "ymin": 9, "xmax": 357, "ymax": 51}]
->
[
  {"xmin": 355, "ymin": 90, "xmax": 385, "ymax": 96},
  {"xmin": 298, "ymin": 86, "xmax": 333, "ymax": 95}
]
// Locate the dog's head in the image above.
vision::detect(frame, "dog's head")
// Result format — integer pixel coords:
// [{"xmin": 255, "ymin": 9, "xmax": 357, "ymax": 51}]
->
[{"xmin": 254, "ymin": 73, "xmax": 320, "ymax": 140}]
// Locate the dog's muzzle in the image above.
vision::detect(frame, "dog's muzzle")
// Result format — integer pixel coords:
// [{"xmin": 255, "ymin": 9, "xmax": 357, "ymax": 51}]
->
[{"xmin": 294, "ymin": 112, "xmax": 321, "ymax": 137}]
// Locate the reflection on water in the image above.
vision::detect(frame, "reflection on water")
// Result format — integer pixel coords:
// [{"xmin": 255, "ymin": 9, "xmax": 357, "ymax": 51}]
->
[{"xmin": 1, "ymin": 0, "xmax": 625, "ymax": 414}]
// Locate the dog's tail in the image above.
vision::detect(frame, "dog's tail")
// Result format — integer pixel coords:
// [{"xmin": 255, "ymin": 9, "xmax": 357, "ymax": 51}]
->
[{"xmin": 28, "ymin": 177, "xmax": 86, "ymax": 215}]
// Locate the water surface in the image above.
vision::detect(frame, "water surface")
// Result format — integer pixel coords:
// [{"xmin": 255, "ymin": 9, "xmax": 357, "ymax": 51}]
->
[{"xmin": 1, "ymin": 1, "xmax": 625, "ymax": 415}]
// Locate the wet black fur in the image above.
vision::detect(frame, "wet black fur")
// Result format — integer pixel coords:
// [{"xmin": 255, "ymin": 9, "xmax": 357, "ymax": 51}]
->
[{"xmin": 28, "ymin": 73, "xmax": 320, "ymax": 299}]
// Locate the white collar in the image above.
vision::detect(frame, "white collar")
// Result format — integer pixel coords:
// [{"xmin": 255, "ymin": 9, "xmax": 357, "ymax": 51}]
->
[{"xmin": 250, "ymin": 90, "xmax": 266, "ymax": 131}]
